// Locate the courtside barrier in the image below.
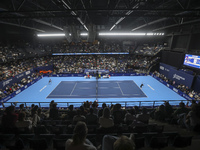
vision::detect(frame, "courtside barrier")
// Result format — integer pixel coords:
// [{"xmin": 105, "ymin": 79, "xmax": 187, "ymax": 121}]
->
[
  {"xmin": 1, "ymin": 72, "xmax": 194, "ymax": 107},
  {"xmin": 0, "ymin": 76, "xmax": 42, "ymax": 103},
  {"xmin": 150, "ymin": 73, "xmax": 193, "ymax": 100}
]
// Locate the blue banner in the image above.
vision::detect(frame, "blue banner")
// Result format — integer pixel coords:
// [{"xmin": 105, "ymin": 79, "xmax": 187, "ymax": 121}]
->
[
  {"xmin": 0, "ymin": 77, "xmax": 42, "ymax": 103},
  {"xmin": 0, "ymin": 66, "xmax": 53, "ymax": 89},
  {"xmin": 151, "ymin": 73, "xmax": 193, "ymax": 100},
  {"xmin": 49, "ymin": 73, "xmax": 145, "ymax": 77},
  {"xmin": 159, "ymin": 63, "xmax": 194, "ymax": 88},
  {"xmin": 168, "ymin": 68, "xmax": 194, "ymax": 88},
  {"xmin": 51, "ymin": 74, "xmax": 85, "ymax": 77},
  {"xmin": 84, "ymin": 69, "xmax": 109, "ymax": 74},
  {"xmin": 193, "ymin": 75, "xmax": 200, "ymax": 93},
  {"xmin": 0, "ymin": 69, "xmax": 34, "ymax": 89},
  {"xmin": 34, "ymin": 65, "xmax": 53, "ymax": 72},
  {"xmin": 159, "ymin": 63, "xmax": 176, "ymax": 78}
]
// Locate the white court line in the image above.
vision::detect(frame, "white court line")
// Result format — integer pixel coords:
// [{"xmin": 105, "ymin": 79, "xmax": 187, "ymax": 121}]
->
[
  {"xmin": 48, "ymin": 94, "xmax": 122, "ymax": 96},
  {"xmin": 46, "ymin": 81, "xmax": 62, "ymax": 98},
  {"xmin": 117, "ymin": 82, "xmax": 124, "ymax": 95},
  {"xmin": 40, "ymin": 85, "xmax": 47, "ymax": 92},
  {"xmin": 78, "ymin": 87, "xmax": 94, "ymax": 89},
  {"xmin": 98, "ymin": 87, "xmax": 119, "ymax": 89},
  {"xmin": 70, "ymin": 82, "xmax": 77, "ymax": 95},
  {"xmin": 131, "ymin": 80, "xmax": 148, "ymax": 97},
  {"xmin": 147, "ymin": 84, "xmax": 155, "ymax": 90}
]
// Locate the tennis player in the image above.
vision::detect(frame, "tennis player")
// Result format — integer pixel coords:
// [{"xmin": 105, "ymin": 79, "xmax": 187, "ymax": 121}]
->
[{"xmin": 48, "ymin": 79, "xmax": 52, "ymax": 84}]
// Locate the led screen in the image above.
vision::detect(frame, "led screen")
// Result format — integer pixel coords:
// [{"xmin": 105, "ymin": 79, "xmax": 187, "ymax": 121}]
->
[{"xmin": 183, "ymin": 54, "xmax": 200, "ymax": 69}]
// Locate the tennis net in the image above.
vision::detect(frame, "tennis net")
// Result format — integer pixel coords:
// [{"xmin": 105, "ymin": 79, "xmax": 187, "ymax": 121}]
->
[{"xmin": 96, "ymin": 76, "xmax": 98, "ymax": 100}]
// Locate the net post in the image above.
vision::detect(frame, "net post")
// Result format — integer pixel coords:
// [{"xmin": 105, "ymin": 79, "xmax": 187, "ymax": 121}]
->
[{"xmin": 153, "ymin": 101, "xmax": 155, "ymax": 108}]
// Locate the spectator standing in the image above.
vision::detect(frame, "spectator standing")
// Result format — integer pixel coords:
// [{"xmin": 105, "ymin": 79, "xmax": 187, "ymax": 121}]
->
[{"xmin": 49, "ymin": 103, "xmax": 59, "ymax": 120}]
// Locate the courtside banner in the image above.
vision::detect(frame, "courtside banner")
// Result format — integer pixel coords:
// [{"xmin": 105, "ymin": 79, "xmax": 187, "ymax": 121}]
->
[
  {"xmin": 159, "ymin": 63, "xmax": 176, "ymax": 78},
  {"xmin": 193, "ymin": 75, "xmax": 200, "ymax": 93},
  {"xmin": 0, "ymin": 68, "xmax": 34, "ymax": 89},
  {"xmin": 168, "ymin": 68, "xmax": 194, "ymax": 88},
  {"xmin": 0, "ymin": 66, "xmax": 53, "ymax": 89},
  {"xmin": 151, "ymin": 74, "xmax": 193, "ymax": 100},
  {"xmin": 0, "ymin": 77, "xmax": 42, "ymax": 103},
  {"xmin": 50, "ymin": 73, "xmax": 145, "ymax": 77},
  {"xmin": 84, "ymin": 69, "xmax": 109, "ymax": 74},
  {"xmin": 51, "ymin": 74, "xmax": 85, "ymax": 77}
]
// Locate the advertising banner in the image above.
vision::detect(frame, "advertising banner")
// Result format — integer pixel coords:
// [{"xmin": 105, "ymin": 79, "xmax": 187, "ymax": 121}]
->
[
  {"xmin": 84, "ymin": 69, "xmax": 109, "ymax": 74},
  {"xmin": 0, "ymin": 77, "xmax": 42, "ymax": 103},
  {"xmin": 0, "ymin": 66, "xmax": 53, "ymax": 89},
  {"xmin": 159, "ymin": 63, "xmax": 176, "ymax": 78},
  {"xmin": 193, "ymin": 75, "xmax": 200, "ymax": 93},
  {"xmin": 151, "ymin": 73, "xmax": 193, "ymax": 100},
  {"xmin": 168, "ymin": 68, "xmax": 194, "ymax": 88}
]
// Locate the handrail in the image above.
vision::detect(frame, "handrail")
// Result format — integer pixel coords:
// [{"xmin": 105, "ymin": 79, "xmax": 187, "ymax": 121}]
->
[{"xmin": 2, "ymin": 99, "xmax": 189, "ymax": 108}]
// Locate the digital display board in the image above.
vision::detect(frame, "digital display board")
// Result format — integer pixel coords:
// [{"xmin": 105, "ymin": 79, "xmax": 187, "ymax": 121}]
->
[{"xmin": 183, "ymin": 54, "xmax": 200, "ymax": 69}]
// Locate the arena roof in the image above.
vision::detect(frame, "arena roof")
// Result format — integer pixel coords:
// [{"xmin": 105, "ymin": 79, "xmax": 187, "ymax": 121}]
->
[{"xmin": 0, "ymin": 0, "xmax": 200, "ymax": 34}]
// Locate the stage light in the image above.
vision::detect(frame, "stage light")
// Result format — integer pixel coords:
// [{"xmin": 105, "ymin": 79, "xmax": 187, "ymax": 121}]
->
[
  {"xmin": 80, "ymin": 33, "xmax": 88, "ymax": 36},
  {"xmin": 147, "ymin": 33, "xmax": 154, "ymax": 35},
  {"xmin": 99, "ymin": 33, "xmax": 146, "ymax": 36},
  {"xmin": 37, "ymin": 34, "xmax": 65, "ymax": 37}
]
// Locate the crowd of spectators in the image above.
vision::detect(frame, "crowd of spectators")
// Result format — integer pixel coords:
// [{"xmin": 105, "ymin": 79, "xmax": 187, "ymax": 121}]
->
[
  {"xmin": 0, "ymin": 100, "xmax": 199, "ymax": 149},
  {"xmin": 0, "ymin": 54, "xmax": 157, "ymax": 102},
  {"xmin": 0, "ymin": 57, "xmax": 52, "ymax": 81},
  {"xmin": 0, "ymin": 72, "xmax": 42, "ymax": 100},
  {"xmin": 0, "ymin": 101, "xmax": 150, "ymax": 149},
  {"xmin": 131, "ymin": 45, "xmax": 163, "ymax": 56},
  {"xmin": 52, "ymin": 55, "xmax": 155, "ymax": 74},
  {"xmin": 1, "ymin": 41, "xmax": 162, "ymax": 64},
  {"xmin": 151, "ymin": 100, "xmax": 200, "ymax": 132},
  {"xmin": 152, "ymin": 71, "xmax": 200, "ymax": 100}
]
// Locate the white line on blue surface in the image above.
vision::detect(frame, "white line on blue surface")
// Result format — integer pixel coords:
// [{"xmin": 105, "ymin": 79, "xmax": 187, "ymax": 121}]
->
[
  {"xmin": 147, "ymin": 84, "xmax": 155, "ymax": 90},
  {"xmin": 40, "ymin": 85, "xmax": 47, "ymax": 92},
  {"xmin": 117, "ymin": 82, "xmax": 124, "ymax": 95},
  {"xmin": 70, "ymin": 82, "xmax": 77, "ymax": 95}
]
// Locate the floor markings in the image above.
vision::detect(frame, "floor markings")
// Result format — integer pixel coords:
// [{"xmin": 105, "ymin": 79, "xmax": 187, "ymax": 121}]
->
[
  {"xmin": 40, "ymin": 85, "xmax": 47, "ymax": 92},
  {"xmin": 70, "ymin": 82, "xmax": 77, "ymax": 95},
  {"xmin": 147, "ymin": 84, "xmax": 155, "ymax": 90}
]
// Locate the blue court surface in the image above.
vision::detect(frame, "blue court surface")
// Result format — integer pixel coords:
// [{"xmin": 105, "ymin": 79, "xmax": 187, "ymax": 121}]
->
[
  {"xmin": 47, "ymin": 80, "xmax": 147, "ymax": 99},
  {"xmin": 5, "ymin": 76, "xmax": 186, "ymax": 107}
]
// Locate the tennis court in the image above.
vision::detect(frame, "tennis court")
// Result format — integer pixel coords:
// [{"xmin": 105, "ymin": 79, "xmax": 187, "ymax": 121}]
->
[
  {"xmin": 47, "ymin": 80, "xmax": 147, "ymax": 99},
  {"xmin": 4, "ymin": 76, "xmax": 186, "ymax": 107}
]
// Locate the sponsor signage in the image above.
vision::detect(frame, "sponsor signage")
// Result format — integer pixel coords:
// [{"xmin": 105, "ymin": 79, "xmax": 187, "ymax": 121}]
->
[
  {"xmin": 0, "ymin": 76, "xmax": 42, "ymax": 103},
  {"xmin": 151, "ymin": 73, "xmax": 194, "ymax": 100},
  {"xmin": 0, "ymin": 66, "xmax": 52, "ymax": 89},
  {"xmin": 3, "ymin": 78, "xmax": 13, "ymax": 87},
  {"xmin": 168, "ymin": 68, "xmax": 194, "ymax": 88},
  {"xmin": 159, "ymin": 63, "xmax": 194, "ymax": 88}
]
